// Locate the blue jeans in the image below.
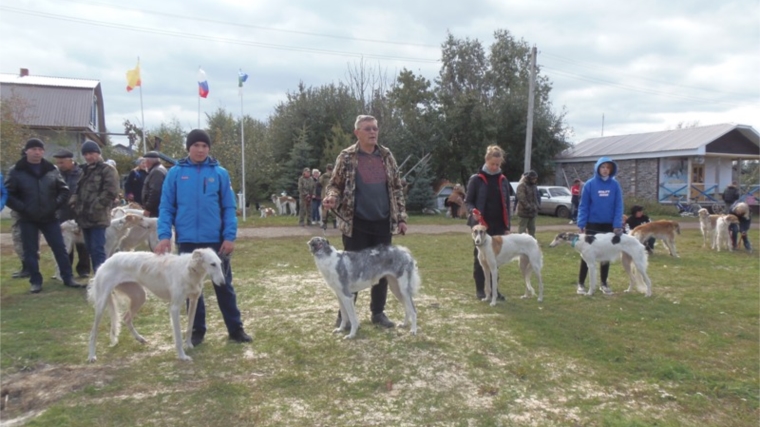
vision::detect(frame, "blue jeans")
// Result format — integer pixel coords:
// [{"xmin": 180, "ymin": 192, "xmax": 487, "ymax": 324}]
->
[
  {"xmin": 20, "ymin": 220, "xmax": 73, "ymax": 286},
  {"xmin": 178, "ymin": 242, "xmax": 243, "ymax": 335},
  {"xmin": 82, "ymin": 227, "xmax": 107, "ymax": 272},
  {"xmin": 311, "ymin": 199, "xmax": 322, "ymax": 223}
]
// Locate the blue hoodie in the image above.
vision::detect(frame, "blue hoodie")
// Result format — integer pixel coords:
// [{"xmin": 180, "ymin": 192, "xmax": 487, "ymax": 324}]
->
[
  {"xmin": 576, "ymin": 157, "xmax": 624, "ymax": 230},
  {"xmin": 157, "ymin": 156, "xmax": 237, "ymax": 244},
  {"xmin": 0, "ymin": 172, "xmax": 7, "ymax": 211}
]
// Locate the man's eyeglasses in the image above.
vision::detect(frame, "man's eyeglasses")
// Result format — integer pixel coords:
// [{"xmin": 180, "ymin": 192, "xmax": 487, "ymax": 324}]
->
[{"xmin": 361, "ymin": 126, "xmax": 379, "ymax": 132}]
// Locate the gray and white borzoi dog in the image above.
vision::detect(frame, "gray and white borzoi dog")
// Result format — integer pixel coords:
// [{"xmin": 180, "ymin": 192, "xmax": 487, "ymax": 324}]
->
[
  {"xmin": 307, "ymin": 236, "xmax": 420, "ymax": 339},
  {"xmin": 471, "ymin": 225, "xmax": 544, "ymax": 306},
  {"xmin": 87, "ymin": 248, "xmax": 226, "ymax": 362},
  {"xmin": 549, "ymin": 232, "xmax": 653, "ymax": 297}
]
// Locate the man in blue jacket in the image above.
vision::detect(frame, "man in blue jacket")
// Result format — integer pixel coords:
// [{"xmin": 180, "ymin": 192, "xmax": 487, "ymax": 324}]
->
[
  {"xmin": 154, "ymin": 129, "xmax": 252, "ymax": 346},
  {"xmin": 575, "ymin": 157, "xmax": 624, "ymax": 296}
]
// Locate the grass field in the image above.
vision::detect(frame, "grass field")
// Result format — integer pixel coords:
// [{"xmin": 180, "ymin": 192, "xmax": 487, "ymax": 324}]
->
[{"xmin": 0, "ymin": 221, "xmax": 758, "ymax": 426}]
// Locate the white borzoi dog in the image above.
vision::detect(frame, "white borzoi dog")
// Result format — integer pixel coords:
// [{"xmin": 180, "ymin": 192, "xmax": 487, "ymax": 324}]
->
[
  {"xmin": 87, "ymin": 248, "xmax": 226, "ymax": 362},
  {"xmin": 698, "ymin": 208, "xmax": 722, "ymax": 248},
  {"xmin": 471, "ymin": 225, "xmax": 544, "ymax": 306},
  {"xmin": 714, "ymin": 214, "xmax": 740, "ymax": 252},
  {"xmin": 549, "ymin": 232, "xmax": 653, "ymax": 297},
  {"xmin": 629, "ymin": 220, "xmax": 681, "ymax": 257},
  {"xmin": 307, "ymin": 237, "xmax": 420, "ymax": 339},
  {"xmin": 272, "ymin": 193, "xmax": 297, "ymax": 216}
]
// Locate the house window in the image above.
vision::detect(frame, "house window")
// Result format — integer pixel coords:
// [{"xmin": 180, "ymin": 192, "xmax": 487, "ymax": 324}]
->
[{"xmin": 90, "ymin": 95, "xmax": 98, "ymax": 129}]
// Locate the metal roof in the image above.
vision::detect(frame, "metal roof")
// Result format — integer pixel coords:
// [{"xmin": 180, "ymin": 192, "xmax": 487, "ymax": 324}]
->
[
  {"xmin": 558, "ymin": 123, "xmax": 760, "ymax": 161},
  {"xmin": 0, "ymin": 73, "xmax": 103, "ymax": 130},
  {"xmin": 0, "ymin": 73, "xmax": 99, "ymax": 89}
]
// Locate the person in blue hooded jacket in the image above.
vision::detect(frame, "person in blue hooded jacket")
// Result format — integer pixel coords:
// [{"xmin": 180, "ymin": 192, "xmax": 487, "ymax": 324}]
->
[
  {"xmin": 0, "ymin": 171, "xmax": 7, "ymax": 212},
  {"xmin": 154, "ymin": 129, "xmax": 252, "ymax": 346},
  {"xmin": 575, "ymin": 157, "xmax": 624, "ymax": 296}
]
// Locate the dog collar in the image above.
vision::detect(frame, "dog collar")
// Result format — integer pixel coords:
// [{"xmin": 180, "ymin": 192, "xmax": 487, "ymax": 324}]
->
[{"xmin": 571, "ymin": 236, "xmax": 579, "ymax": 248}]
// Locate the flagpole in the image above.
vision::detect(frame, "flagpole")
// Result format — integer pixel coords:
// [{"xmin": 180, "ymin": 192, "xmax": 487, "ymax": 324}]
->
[
  {"xmin": 240, "ymin": 81, "xmax": 246, "ymax": 221},
  {"xmin": 138, "ymin": 57, "xmax": 146, "ymax": 153},
  {"xmin": 197, "ymin": 66, "xmax": 201, "ymax": 128}
]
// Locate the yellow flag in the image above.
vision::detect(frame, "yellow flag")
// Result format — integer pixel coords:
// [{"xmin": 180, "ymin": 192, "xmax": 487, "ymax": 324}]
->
[{"xmin": 126, "ymin": 61, "xmax": 141, "ymax": 92}]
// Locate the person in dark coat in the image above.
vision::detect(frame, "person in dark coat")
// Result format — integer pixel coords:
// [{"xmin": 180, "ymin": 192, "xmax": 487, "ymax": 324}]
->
[
  {"xmin": 53, "ymin": 149, "xmax": 90, "ymax": 277},
  {"xmin": 140, "ymin": 151, "xmax": 167, "ymax": 218},
  {"xmin": 124, "ymin": 158, "xmax": 148, "ymax": 204},
  {"xmin": 4, "ymin": 139, "xmax": 84, "ymax": 293},
  {"xmin": 464, "ymin": 145, "xmax": 512, "ymax": 300}
]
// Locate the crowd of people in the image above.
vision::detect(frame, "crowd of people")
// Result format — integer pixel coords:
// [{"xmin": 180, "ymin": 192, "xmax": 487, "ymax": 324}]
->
[{"xmin": 0, "ymin": 117, "xmax": 754, "ymax": 344}]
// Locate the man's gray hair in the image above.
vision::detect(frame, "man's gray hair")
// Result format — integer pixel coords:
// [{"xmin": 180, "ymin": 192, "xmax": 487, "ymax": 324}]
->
[{"xmin": 354, "ymin": 115, "xmax": 376, "ymax": 130}]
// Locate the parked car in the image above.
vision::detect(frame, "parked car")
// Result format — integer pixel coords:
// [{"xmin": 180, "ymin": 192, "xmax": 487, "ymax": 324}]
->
[{"xmin": 537, "ymin": 186, "xmax": 573, "ymax": 218}]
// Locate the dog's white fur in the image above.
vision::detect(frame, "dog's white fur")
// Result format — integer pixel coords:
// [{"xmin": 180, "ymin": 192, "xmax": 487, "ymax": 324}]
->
[
  {"xmin": 104, "ymin": 214, "xmax": 154, "ymax": 257},
  {"xmin": 697, "ymin": 209, "xmax": 723, "ymax": 249},
  {"xmin": 549, "ymin": 232, "xmax": 653, "ymax": 297},
  {"xmin": 307, "ymin": 237, "xmax": 420, "ymax": 339},
  {"xmin": 714, "ymin": 214, "xmax": 740, "ymax": 252},
  {"xmin": 87, "ymin": 248, "xmax": 225, "ymax": 362},
  {"xmin": 271, "ymin": 193, "xmax": 296, "ymax": 216},
  {"xmin": 471, "ymin": 225, "xmax": 544, "ymax": 306},
  {"xmin": 629, "ymin": 220, "xmax": 681, "ymax": 257},
  {"xmin": 259, "ymin": 207, "xmax": 277, "ymax": 218}
]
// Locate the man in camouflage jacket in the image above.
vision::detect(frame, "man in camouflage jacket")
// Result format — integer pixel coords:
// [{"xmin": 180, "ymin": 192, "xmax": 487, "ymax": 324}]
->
[{"xmin": 72, "ymin": 140, "xmax": 120, "ymax": 272}]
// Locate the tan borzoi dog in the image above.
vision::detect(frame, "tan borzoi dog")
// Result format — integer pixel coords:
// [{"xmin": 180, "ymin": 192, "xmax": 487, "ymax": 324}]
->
[
  {"xmin": 629, "ymin": 220, "xmax": 681, "ymax": 257},
  {"xmin": 714, "ymin": 214, "xmax": 740, "ymax": 252},
  {"xmin": 87, "ymin": 248, "xmax": 225, "ymax": 362},
  {"xmin": 549, "ymin": 232, "xmax": 652, "ymax": 297},
  {"xmin": 307, "ymin": 237, "xmax": 420, "ymax": 339},
  {"xmin": 471, "ymin": 225, "xmax": 544, "ymax": 306}
]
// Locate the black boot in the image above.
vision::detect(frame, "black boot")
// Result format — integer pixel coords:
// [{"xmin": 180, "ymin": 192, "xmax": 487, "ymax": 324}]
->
[
  {"xmin": 12, "ymin": 263, "xmax": 30, "ymax": 279},
  {"xmin": 63, "ymin": 277, "xmax": 86, "ymax": 288}
]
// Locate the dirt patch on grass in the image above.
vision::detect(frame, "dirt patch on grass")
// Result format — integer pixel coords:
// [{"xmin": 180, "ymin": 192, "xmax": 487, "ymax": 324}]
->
[{"xmin": 0, "ymin": 363, "xmax": 113, "ymax": 425}]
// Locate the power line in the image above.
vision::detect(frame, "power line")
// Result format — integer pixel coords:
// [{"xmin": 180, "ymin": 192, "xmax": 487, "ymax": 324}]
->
[
  {"xmin": 541, "ymin": 52, "xmax": 749, "ymax": 99},
  {"xmin": 57, "ymin": 0, "xmax": 441, "ymax": 49},
  {"xmin": 0, "ymin": 6, "xmax": 440, "ymax": 64},
  {"xmin": 542, "ymin": 65, "xmax": 750, "ymax": 107}
]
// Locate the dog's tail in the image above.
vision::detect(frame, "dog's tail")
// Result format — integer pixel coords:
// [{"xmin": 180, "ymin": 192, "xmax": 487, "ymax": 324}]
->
[
  {"xmin": 630, "ymin": 246, "xmax": 649, "ymax": 294},
  {"xmin": 410, "ymin": 261, "xmax": 422, "ymax": 296}
]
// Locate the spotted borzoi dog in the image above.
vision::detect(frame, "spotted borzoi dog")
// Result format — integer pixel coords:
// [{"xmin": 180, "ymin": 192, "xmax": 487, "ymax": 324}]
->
[
  {"xmin": 307, "ymin": 237, "xmax": 420, "ymax": 339},
  {"xmin": 471, "ymin": 225, "xmax": 544, "ymax": 306},
  {"xmin": 87, "ymin": 248, "xmax": 226, "ymax": 362},
  {"xmin": 259, "ymin": 206, "xmax": 277, "ymax": 218},
  {"xmin": 549, "ymin": 232, "xmax": 652, "ymax": 297},
  {"xmin": 629, "ymin": 220, "xmax": 681, "ymax": 257}
]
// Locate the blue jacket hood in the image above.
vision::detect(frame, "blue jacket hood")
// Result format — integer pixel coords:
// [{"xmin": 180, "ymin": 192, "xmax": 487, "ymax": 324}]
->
[{"xmin": 594, "ymin": 157, "xmax": 618, "ymax": 180}]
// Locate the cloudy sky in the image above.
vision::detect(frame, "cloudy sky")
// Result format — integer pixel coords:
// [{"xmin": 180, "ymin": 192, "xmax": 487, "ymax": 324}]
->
[{"xmin": 1, "ymin": 0, "xmax": 758, "ymax": 148}]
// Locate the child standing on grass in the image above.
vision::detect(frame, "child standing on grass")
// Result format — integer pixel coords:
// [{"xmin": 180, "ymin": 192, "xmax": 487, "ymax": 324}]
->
[{"xmin": 575, "ymin": 157, "xmax": 624, "ymax": 296}]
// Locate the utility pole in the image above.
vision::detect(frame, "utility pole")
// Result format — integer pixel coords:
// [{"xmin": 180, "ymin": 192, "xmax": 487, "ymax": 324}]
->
[{"xmin": 523, "ymin": 45, "xmax": 537, "ymax": 174}]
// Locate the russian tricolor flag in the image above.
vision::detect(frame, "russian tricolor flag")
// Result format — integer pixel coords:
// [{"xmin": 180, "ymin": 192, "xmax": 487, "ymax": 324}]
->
[{"xmin": 198, "ymin": 68, "xmax": 209, "ymax": 98}]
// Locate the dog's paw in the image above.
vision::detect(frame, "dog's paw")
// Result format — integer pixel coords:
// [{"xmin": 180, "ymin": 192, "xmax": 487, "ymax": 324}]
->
[
  {"xmin": 537, "ymin": 297, "xmax": 543, "ymax": 303},
  {"xmin": 178, "ymin": 354, "xmax": 193, "ymax": 362},
  {"xmin": 489, "ymin": 301, "xmax": 497, "ymax": 307},
  {"xmin": 87, "ymin": 356, "xmax": 97, "ymax": 363},
  {"xmin": 343, "ymin": 333, "xmax": 356, "ymax": 340},
  {"xmin": 332, "ymin": 328, "xmax": 343, "ymax": 334}
]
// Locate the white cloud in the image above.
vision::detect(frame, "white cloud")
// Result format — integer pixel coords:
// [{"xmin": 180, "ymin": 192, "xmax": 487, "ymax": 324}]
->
[{"xmin": 1, "ymin": 0, "xmax": 757, "ymax": 146}]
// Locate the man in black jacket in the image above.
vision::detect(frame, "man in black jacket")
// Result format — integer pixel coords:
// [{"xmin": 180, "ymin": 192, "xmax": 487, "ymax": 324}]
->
[
  {"xmin": 4, "ymin": 139, "xmax": 84, "ymax": 293},
  {"xmin": 53, "ymin": 149, "xmax": 90, "ymax": 278},
  {"xmin": 140, "ymin": 151, "xmax": 167, "ymax": 218}
]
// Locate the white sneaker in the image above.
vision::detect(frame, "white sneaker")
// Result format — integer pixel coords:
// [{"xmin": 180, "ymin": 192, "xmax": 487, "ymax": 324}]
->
[
  {"xmin": 600, "ymin": 284, "xmax": 614, "ymax": 295},
  {"xmin": 569, "ymin": 220, "xmax": 575, "ymax": 224},
  {"xmin": 576, "ymin": 284, "xmax": 586, "ymax": 295}
]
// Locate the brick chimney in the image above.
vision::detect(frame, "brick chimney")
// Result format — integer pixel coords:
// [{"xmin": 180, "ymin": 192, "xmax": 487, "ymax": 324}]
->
[{"xmin": 19, "ymin": 68, "xmax": 29, "ymax": 77}]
